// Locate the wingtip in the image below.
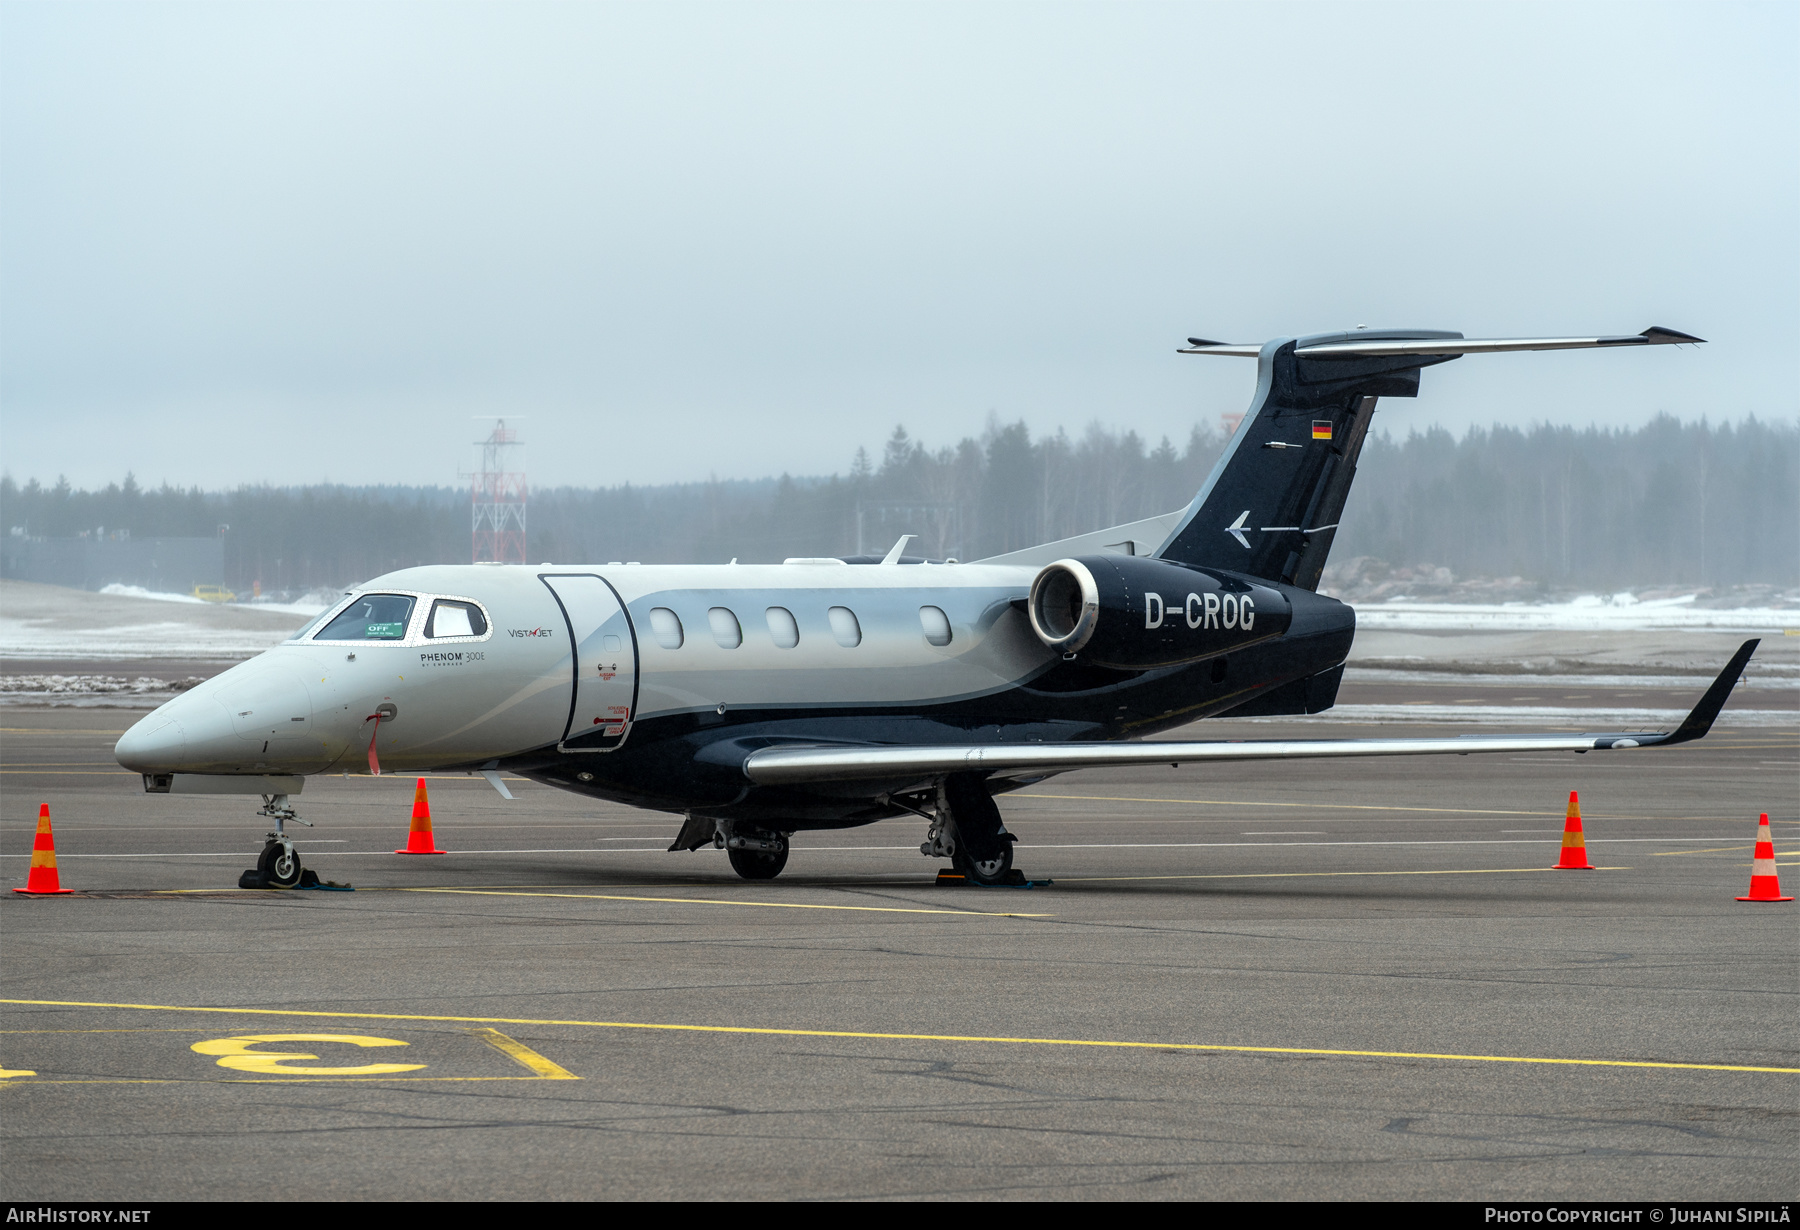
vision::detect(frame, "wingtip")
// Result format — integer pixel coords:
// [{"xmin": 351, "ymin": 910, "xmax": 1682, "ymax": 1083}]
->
[
  {"xmin": 1640, "ymin": 326, "xmax": 1707, "ymax": 345},
  {"xmin": 1659, "ymin": 638, "xmax": 1758, "ymax": 745}
]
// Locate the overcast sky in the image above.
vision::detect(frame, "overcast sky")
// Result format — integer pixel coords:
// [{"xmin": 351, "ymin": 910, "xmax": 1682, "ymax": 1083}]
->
[{"xmin": 2, "ymin": 1, "xmax": 1794, "ymax": 491}]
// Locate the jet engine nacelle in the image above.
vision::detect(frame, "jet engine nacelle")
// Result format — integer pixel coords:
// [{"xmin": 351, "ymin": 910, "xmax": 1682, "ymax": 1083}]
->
[{"xmin": 1027, "ymin": 555, "xmax": 1293, "ymax": 669}]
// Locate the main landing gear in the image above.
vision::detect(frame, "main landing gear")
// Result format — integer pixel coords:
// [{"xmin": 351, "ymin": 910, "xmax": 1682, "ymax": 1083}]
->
[
  {"xmin": 239, "ymin": 793, "xmax": 316, "ymax": 890},
  {"xmin": 921, "ymin": 774, "xmax": 1018, "ymax": 886}
]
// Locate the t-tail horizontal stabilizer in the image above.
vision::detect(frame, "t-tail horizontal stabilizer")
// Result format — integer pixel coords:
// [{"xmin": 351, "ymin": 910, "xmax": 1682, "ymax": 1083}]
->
[
  {"xmin": 1177, "ymin": 326, "xmax": 1706, "ymax": 358},
  {"xmin": 739, "ymin": 641, "xmax": 1758, "ymax": 787},
  {"xmin": 1153, "ymin": 325, "xmax": 1706, "ymax": 588}
]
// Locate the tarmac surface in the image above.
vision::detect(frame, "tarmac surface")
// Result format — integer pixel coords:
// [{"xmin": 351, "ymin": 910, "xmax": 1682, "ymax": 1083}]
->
[{"xmin": 2, "ymin": 696, "xmax": 1796, "ymax": 1201}]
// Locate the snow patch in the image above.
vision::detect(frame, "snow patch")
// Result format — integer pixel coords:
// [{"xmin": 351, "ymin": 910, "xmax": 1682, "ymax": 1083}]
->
[
  {"xmin": 1352, "ymin": 599, "xmax": 1798, "ymax": 632},
  {"xmin": 98, "ymin": 584, "xmax": 207, "ymax": 605},
  {"xmin": 0, "ymin": 674, "xmax": 205, "ymax": 696}
]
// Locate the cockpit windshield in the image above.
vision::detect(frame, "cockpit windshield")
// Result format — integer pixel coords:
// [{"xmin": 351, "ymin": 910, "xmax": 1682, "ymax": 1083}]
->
[{"xmin": 312, "ymin": 594, "xmax": 417, "ymax": 641}]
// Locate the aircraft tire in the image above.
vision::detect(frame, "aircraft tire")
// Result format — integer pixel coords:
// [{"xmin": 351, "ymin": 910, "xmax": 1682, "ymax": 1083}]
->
[
  {"xmin": 944, "ymin": 773, "xmax": 1014, "ymax": 884},
  {"xmin": 258, "ymin": 840, "xmax": 303, "ymax": 889},
  {"xmin": 728, "ymin": 844, "xmax": 788, "ymax": 881},
  {"xmin": 953, "ymin": 841, "xmax": 1013, "ymax": 886}
]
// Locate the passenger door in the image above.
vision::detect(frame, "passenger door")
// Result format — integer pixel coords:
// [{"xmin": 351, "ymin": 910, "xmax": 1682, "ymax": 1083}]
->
[{"xmin": 540, "ymin": 574, "xmax": 639, "ymax": 752}]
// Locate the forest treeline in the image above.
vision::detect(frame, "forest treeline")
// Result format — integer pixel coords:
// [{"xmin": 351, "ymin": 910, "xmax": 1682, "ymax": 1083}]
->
[{"xmin": 3, "ymin": 414, "xmax": 1794, "ymax": 593}]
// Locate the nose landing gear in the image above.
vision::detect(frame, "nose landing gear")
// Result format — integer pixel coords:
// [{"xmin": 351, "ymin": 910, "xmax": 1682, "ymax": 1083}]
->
[
  {"xmin": 239, "ymin": 794, "xmax": 316, "ymax": 890},
  {"xmin": 720, "ymin": 823, "xmax": 790, "ymax": 881}
]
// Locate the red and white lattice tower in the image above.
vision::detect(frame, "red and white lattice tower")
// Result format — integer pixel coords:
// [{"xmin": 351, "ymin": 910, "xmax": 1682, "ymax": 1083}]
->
[{"xmin": 471, "ymin": 419, "xmax": 526, "ymax": 564}]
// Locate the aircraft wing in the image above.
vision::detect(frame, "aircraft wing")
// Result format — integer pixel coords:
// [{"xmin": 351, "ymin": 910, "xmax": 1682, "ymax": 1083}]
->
[{"xmin": 743, "ymin": 640, "xmax": 1757, "ymax": 787}]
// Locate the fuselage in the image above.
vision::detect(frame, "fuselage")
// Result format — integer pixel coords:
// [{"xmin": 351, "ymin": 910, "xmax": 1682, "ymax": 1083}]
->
[{"xmin": 114, "ymin": 559, "xmax": 1355, "ymax": 828}]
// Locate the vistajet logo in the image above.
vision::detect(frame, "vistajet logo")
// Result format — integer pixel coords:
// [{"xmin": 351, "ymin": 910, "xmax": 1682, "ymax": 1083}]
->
[{"xmin": 508, "ymin": 627, "xmax": 555, "ymax": 638}]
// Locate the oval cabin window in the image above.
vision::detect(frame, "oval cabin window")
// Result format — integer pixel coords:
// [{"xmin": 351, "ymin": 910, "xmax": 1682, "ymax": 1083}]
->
[
  {"xmin": 766, "ymin": 606, "xmax": 799, "ymax": 649},
  {"xmin": 827, "ymin": 606, "xmax": 862, "ymax": 648},
  {"xmin": 648, "ymin": 607, "xmax": 684, "ymax": 650},
  {"xmin": 919, "ymin": 605, "xmax": 952, "ymax": 647},
  {"xmin": 709, "ymin": 607, "xmax": 743, "ymax": 649}
]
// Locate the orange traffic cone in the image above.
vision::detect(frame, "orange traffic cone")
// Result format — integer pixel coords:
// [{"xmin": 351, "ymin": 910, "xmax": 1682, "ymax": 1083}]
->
[
  {"xmin": 15, "ymin": 804, "xmax": 73, "ymax": 895},
  {"xmin": 395, "ymin": 778, "xmax": 446, "ymax": 855},
  {"xmin": 1555, "ymin": 790, "xmax": 1592, "ymax": 870},
  {"xmin": 1736, "ymin": 814, "xmax": 1791, "ymax": 903}
]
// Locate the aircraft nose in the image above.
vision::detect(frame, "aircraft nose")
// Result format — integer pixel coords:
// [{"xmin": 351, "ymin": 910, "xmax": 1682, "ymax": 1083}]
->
[
  {"xmin": 115, "ymin": 711, "xmax": 189, "ymax": 772},
  {"xmin": 115, "ymin": 666, "xmax": 309, "ymax": 773}
]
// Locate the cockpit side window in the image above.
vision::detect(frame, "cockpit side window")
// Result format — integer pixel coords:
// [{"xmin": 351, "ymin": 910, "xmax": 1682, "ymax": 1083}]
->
[
  {"xmin": 426, "ymin": 599, "xmax": 488, "ymax": 638},
  {"xmin": 288, "ymin": 597, "xmax": 351, "ymax": 642},
  {"xmin": 312, "ymin": 594, "xmax": 417, "ymax": 641}
]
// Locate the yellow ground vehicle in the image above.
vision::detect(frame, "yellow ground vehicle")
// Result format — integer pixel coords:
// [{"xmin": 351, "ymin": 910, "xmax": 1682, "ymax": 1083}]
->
[{"xmin": 191, "ymin": 585, "xmax": 236, "ymax": 603}]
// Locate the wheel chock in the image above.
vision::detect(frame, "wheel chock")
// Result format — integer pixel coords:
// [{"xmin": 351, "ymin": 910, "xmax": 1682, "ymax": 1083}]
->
[
  {"xmin": 935, "ymin": 869, "xmax": 1053, "ymax": 889},
  {"xmin": 236, "ymin": 868, "xmax": 353, "ymax": 891}
]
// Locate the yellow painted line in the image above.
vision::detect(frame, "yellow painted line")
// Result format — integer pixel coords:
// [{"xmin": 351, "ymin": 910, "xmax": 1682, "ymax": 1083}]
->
[
  {"xmin": 0, "ymin": 1024, "xmax": 575, "ymax": 1085},
  {"xmin": 0, "ymin": 1076, "xmax": 567, "ymax": 1086},
  {"xmin": 1059, "ymin": 866, "xmax": 1628, "ymax": 883},
  {"xmin": 470, "ymin": 1028, "xmax": 578, "ymax": 1079},
  {"xmin": 1020, "ymin": 794, "xmax": 1776, "ymax": 825},
  {"xmin": 1020, "ymin": 792, "xmax": 1551, "ymax": 817},
  {"xmin": 0, "ymin": 999, "xmax": 1790, "ymax": 1075},
  {"xmin": 151, "ymin": 882, "xmax": 733, "ymax": 896},
  {"xmin": 1651, "ymin": 845, "xmax": 1754, "ymax": 857},
  {"xmin": 401, "ymin": 887, "xmax": 1049, "ymax": 918},
  {"xmin": 0, "ymin": 770, "xmax": 528, "ymax": 780},
  {"xmin": 0, "ymin": 1028, "xmax": 218, "ymax": 1034}
]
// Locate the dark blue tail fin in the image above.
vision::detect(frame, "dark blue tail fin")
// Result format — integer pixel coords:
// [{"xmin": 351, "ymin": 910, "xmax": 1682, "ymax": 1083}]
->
[{"xmin": 1153, "ymin": 330, "xmax": 1458, "ymax": 588}]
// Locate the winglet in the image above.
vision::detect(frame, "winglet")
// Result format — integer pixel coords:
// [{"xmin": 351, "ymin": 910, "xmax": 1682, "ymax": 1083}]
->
[
  {"xmin": 1640, "ymin": 326, "xmax": 1706, "ymax": 345},
  {"xmin": 1654, "ymin": 639, "xmax": 1759, "ymax": 746}
]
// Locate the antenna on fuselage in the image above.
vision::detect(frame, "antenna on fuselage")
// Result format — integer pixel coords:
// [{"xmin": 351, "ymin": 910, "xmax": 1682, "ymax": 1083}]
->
[{"xmin": 880, "ymin": 535, "xmax": 916, "ymax": 565}]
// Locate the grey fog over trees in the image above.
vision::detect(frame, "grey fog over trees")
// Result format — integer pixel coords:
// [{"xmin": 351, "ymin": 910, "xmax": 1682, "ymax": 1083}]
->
[{"xmin": 2, "ymin": 415, "xmax": 1794, "ymax": 595}]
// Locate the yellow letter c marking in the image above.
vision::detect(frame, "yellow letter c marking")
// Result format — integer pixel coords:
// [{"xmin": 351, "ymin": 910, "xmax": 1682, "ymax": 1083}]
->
[{"xmin": 191, "ymin": 1033, "xmax": 426, "ymax": 1075}]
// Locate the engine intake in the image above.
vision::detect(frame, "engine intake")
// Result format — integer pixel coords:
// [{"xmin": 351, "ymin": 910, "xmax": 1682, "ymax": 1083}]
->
[{"xmin": 1028, "ymin": 555, "xmax": 1293, "ymax": 669}]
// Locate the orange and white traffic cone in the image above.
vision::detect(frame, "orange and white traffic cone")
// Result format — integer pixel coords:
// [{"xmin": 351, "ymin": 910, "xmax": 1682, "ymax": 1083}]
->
[
  {"xmin": 14, "ymin": 804, "xmax": 73, "ymax": 895},
  {"xmin": 395, "ymin": 778, "xmax": 446, "ymax": 855},
  {"xmin": 1736, "ymin": 813, "xmax": 1791, "ymax": 903},
  {"xmin": 1554, "ymin": 790, "xmax": 1592, "ymax": 870}
]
